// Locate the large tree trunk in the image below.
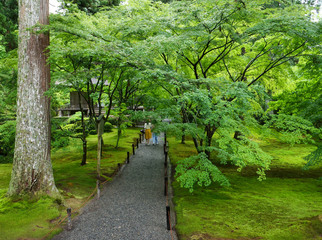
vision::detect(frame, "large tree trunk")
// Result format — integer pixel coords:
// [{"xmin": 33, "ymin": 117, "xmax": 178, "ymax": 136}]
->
[{"xmin": 7, "ymin": 0, "xmax": 59, "ymax": 198}]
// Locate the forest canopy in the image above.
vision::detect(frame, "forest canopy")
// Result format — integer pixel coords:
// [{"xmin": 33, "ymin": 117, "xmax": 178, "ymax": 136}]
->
[{"xmin": 0, "ymin": 0, "xmax": 321, "ymax": 192}]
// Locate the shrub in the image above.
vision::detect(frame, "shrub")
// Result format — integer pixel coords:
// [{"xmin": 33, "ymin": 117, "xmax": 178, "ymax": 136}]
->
[
  {"xmin": 107, "ymin": 117, "xmax": 118, "ymax": 126},
  {"xmin": 0, "ymin": 120, "xmax": 16, "ymax": 163},
  {"xmin": 87, "ymin": 121, "xmax": 96, "ymax": 135},
  {"xmin": 51, "ymin": 118, "xmax": 70, "ymax": 150},
  {"xmin": 264, "ymin": 114, "xmax": 321, "ymax": 145},
  {"xmin": 104, "ymin": 121, "xmax": 113, "ymax": 133},
  {"xmin": 67, "ymin": 111, "xmax": 82, "ymax": 124},
  {"xmin": 88, "ymin": 121, "xmax": 113, "ymax": 135}
]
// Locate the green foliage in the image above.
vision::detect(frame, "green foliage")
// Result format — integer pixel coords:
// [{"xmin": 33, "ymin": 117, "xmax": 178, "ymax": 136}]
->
[
  {"xmin": 88, "ymin": 123, "xmax": 97, "ymax": 135},
  {"xmin": 0, "ymin": 120, "xmax": 15, "ymax": 163},
  {"xmin": 45, "ymin": 0, "xmax": 322, "ymax": 194},
  {"xmin": 51, "ymin": 113, "xmax": 100, "ymax": 151},
  {"xmin": 0, "ymin": 0, "xmax": 18, "ymax": 52},
  {"xmin": 159, "ymin": 80, "xmax": 272, "ymax": 189},
  {"xmin": 304, "ymin": 143, "xmax": 322, "ymax": 169},
  {"xmin": 60, "ymin": 112, "xmax": 93, "ymax": 136},
  {"xmin": 104, "ymin": 121, "xmax": 113, "ymax": 132},
  {"xmin": 51, "ymin": 118, "xmax": 70, "ymax": 150},
  {"xmin": 64, "ymin": 0, "xmax": 120, "ymax": 14},
  {"xmin": 67, "ymin": 111, "xmax": 82, "ymax": 123},
  {"xmin": 264, "ymin": 114, "xmax": 320, "ymax": 145},
  {"xmin": 48, "ymin": 8, "xmax": 147, "ymax": 132},
  {"xmin": 129, "ymin": 110, "xmax": 163, "ymax": 123},
  {"xmin": 107, "ymin": 117, "xmax": 118, "ymax": 126},
  {"xmin": 265, "ymin": 21, "xmax": 322, "ymax": 128},
  {"xmin": 214, "ymin": 133, "xmax": 272, "ymax": 177},
  {"xmin": 175, "ymin": 152, "xmax": 230, "ymax": 192},
  {"xmin": 270, "ymin": 71, "xmax": 322, "ymax": 128},
  {"xmin": 0, "ymin": 49, "xmax": 17, "ymax": 115},
  {"xmin": 50, "ymin": 90, "xmax": 70, "ymax": 117}
]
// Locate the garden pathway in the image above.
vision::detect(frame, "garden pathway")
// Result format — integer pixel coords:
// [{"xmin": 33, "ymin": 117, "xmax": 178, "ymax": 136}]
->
[{"xmin": 52, "ymin": 134, "xmax": 176, "ymax": 240}]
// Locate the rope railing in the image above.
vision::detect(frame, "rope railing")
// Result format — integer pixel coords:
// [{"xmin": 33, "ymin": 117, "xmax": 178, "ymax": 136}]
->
[{"xmin": 41, "ymin": 135, "xmax": 141, "ymax": 240}]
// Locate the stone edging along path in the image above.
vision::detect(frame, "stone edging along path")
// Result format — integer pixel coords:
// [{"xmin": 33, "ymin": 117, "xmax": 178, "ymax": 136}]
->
[{"xmin": 52, "ymin": 133, "xmax": 178, "ymax": 240}]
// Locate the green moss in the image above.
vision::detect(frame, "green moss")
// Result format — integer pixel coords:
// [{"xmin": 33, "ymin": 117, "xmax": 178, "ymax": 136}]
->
[
  {"xmin": 0, "ymin": 164, "xmax": 11, "ymax": 189},
  {"xmin": 52, "ymin": 128, "xmax": 139, "ymax": 198},
  {"xmin": 169, "ymin": 137, "xmax": 322, "ymax": 240},
  {"xmin": 0, "ymin": 128, "xmax": 140, "ymax": 239},
  {"xmin": 0, "ymin": 190, "xmax": 61, "ymax": 239}
]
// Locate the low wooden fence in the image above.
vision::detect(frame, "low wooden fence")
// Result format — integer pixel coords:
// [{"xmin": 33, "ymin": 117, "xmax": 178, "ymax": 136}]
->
[
  {"xmin": 43, "ymin": 131, "xmax": 177, "ymax": 239},
  {"xmin": 42, "ymin": 133, "xmax": 142, "ymax": 240},
  {"xmin": 164, "ymin": 133, "xmax": 177, "ymax": 240}
]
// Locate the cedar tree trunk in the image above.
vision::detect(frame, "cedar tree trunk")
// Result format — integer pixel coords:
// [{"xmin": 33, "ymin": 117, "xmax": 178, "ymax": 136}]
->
[{"xmin": 7, "ymin": 0, "xmax": 59, "ymax": 198}]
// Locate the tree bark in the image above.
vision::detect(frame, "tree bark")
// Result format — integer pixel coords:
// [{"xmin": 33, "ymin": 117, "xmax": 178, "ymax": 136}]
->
[
  {"xmin": 81, "ymin": 140, "xmax": 87, "ymax": 166},
  {"xmin": 78, "ymin": 92, "xmax": 87, "ymax": 166},
  {"xmin": 181, "ymin": 134, "xmax": 186, "ymax": 144},
  {"xmin": 115, "ymin": 120, "xmax": 121, "ymax": 149},
  {"xmin": 205, "ymin": 125, "xmax": 216, "ymax": 160},
  {"xmin": 192, "ymin": 137, "xmax": 200, "ymax": 153},
  {"xmin": 234, "ymin": 131, "xmax": 243, "ymax": 140},
  {"xmin": 7, "ymin": 0, "xmax": 59, "ymax": 198}
]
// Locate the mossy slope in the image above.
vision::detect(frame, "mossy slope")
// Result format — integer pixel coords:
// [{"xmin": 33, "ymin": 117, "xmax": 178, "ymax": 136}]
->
[{"xmin": 169, "ymin": 137, "xmax": 322, "ymax": 240}]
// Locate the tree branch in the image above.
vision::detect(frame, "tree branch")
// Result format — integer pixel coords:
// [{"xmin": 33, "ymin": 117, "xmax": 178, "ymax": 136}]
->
[{"xmin": 247, "ymin": 41, "xmax": 306, "ymax": 87}]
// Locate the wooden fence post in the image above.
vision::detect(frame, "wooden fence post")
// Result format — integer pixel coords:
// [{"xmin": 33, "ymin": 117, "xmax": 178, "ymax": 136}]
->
[
  {"xmin": 67, "ymin": 208, "xmax": 72, "ymax": 230},
  {"xmin": 132, "ymin": 144, "xmax": 135, "ymax": 155},
  {"xmin": 127, "ymin": 152, "xmax": 130, "ymax": 163},
  {"xmin": 166, "ymin": 206, "xmax": 170, "ymax": 230},
  {"xmin": 97, "ymin": 180, "xmax": 100, "ymax": 199}
]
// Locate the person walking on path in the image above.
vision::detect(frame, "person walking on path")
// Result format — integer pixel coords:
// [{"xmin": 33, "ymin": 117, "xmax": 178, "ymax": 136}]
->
[
  {"xmin": 144, "ymin": 120, "xmax": 152, "ymax": 145},
  {"xmin": 152, "ymin": 120, "xmax": 159, "ymax": 145}
]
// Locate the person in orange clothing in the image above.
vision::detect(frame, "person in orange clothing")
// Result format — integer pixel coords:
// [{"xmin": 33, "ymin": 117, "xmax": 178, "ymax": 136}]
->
[{"xmin": 144, "ymin": 119, "xmax": 152, "ymax": 145}]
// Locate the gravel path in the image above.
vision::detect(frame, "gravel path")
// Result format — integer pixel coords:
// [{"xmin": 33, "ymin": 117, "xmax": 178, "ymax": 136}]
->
[{"xmin": 53, "ymin": 135, "xmax": 176, "ymax": 240}]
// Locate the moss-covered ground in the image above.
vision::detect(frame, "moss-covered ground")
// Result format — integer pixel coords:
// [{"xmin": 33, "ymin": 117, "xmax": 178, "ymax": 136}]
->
[
  {"xmin": 0, "ymin": 128, "xmax": 140, "ymax": 240},
  {"xmin": 169, "ymin": 135, "xmax": 322, "ymax": 240}
]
